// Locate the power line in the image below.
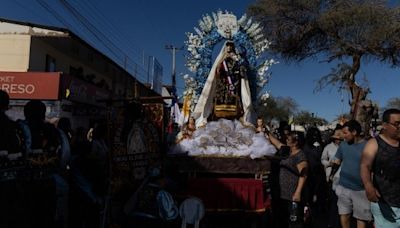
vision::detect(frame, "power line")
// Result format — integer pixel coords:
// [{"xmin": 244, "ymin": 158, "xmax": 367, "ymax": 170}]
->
[
  {"xmin": 74, "ymin": 0, "xmax": 145, "ymax": 62},
  {"xmin": 70, "ymin": 0, "xmax": 150, "ymax": 77},
  {"xmin": 58, "ymin": 0, "xmax": 124, "ymax": 61},
  {"xmin": 35, "ymin": 0, "xmax": 75, "ymax": 30},
  {"xmin": 57, "ymin": 0, "xmax": 148, "ymax": 82},
  {"xmin": 35, "ymin": 0, "xmax": 152, "ymax": 83},
  {"xmin": 35, "ymin": 0, "xmax": 108, "ymax": 54},
  {"xmin": 13, "ymin": 0, "xmax": 50, "ymax": 23},
  {"xmin": 35, "ymin": 0, "xmax": 123, "ymax": 66}
]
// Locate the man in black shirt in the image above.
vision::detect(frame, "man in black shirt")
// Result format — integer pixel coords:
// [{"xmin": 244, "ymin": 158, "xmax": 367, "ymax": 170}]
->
[
  {"xmin": 361, "ymin": 108, "xmax": 400, "ymax": 227},
  {"xmin": 0, "ymin": 90, "xmax": 21, "ymax": 157},
  {"xmin": 0, "ymin": 89, "xmax": 24, "ymax": 227}
]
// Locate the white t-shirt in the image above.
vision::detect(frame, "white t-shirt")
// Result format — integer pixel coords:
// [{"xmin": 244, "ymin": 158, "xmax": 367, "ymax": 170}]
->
[{"xmin": 321, "ymin": 142, "xmax": 341, "ymax": 190}]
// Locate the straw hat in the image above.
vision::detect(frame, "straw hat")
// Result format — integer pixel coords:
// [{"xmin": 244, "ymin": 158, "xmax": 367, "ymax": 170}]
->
[{"xmin": 331, "ymin": 129, "xmax": 343, "ymax": 140}]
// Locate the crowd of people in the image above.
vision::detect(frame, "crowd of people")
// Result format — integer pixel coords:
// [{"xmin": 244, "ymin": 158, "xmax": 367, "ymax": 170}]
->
[
  {"xmin": 2, "ymin": 81, "xmax": 400, "ymax": 228},
  {"xmin": 0, "ymin": 89, "xmax": 109, "ymax": 228},
  {"xmin": 174, "ymin": 105, "xmax": 400, "ymax": 228},
  {"xmin": 259, "ymin": 110, "xmax": 400, "ymax": 228}
]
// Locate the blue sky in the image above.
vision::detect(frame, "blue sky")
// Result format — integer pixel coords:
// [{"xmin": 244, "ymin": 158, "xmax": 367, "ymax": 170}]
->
[{"xmin": 1, "ymin": 0, "xmax": 399, "ymax": 122}]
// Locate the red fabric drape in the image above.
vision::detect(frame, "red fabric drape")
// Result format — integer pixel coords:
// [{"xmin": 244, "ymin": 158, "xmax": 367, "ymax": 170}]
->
[{"xmin": 187, "ymin": 178, "xmax": 269, "ymax": 212}]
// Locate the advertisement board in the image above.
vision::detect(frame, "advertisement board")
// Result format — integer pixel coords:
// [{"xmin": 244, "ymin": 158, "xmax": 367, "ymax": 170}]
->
[
  {"xmin": 60, "ymin": 74, "xmax": 111, "ymax": 106},
  {"xmin": 0, "ymin": 72, "xmax": 60, "ymax": 100},
  {"xmin": 148, "ymin": 56, "xmax": 163, "ymax": 94}
]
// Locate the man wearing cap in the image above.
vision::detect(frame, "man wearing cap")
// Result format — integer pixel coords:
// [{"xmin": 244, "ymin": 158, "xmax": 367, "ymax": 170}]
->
[
  {"xmin": 322, "ymin": 128, "xmax": 344, "ymax": 185},
  {"xmin": 321, "ymin": 128, "xmax": 343, "ymax": 228}
]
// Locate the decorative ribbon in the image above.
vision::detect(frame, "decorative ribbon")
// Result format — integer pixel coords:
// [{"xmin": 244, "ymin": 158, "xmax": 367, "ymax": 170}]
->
[{"xmin": 222, "ymin": 60, "xmax": 234, "ymax": 94}]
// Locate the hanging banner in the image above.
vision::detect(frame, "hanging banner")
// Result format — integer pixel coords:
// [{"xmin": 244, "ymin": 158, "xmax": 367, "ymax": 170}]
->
[
  {"xmin": 108, "ymin": 101, "xmax": 163, "ymax": 195},
  {"xmin": 143, "ymin": 103, "xmax": 164, "ymax": 140}
]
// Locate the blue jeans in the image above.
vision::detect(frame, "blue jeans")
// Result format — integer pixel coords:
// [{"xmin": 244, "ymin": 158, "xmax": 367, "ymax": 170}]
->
[{"xmin": 371, "ymin": 202, "xmax": 400, "ymax": 228}]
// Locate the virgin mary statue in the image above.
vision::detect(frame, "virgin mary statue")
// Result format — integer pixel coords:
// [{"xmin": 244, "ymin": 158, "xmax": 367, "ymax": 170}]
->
[{"xmin": 192, "ymin": 41, "xmax": 256, "ymax": 127}]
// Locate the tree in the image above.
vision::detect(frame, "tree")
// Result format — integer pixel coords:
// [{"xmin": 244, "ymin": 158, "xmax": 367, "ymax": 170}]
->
[
  {"xmin": 386, "ymin": 97, "xmax": 400, "ymax": 109},
  {"xmin": 257, "ymin": 96, "xmax": 298, "ymax": 121},
  {"xmin": 295, "ymin": 110, "xmax": 328, "ymax": 126},
  {"xmin": 248, "ymin": 0, "xmax": 400, "ymax": 121}
]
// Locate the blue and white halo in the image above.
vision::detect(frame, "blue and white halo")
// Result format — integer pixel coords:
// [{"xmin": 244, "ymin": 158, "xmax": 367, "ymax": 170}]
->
[{"xmin": 184, "ymin": 11, "xmax": 276, "ymax": 111}]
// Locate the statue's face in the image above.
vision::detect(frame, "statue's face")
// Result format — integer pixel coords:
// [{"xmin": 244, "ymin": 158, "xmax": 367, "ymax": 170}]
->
[
  {"xmin": 216, "ymin": 14, "xmax": 238, "ymax": 38},
  {"xmin": 189, "ymin": 117, "xmax": 195, "ymax": 125},
  {"xmin": 257, "ymin": 118, "xmax": 263, "ymax": 127},
  {"xmin": 226, "ymin": 44, "xmax": 235, "ymax": 54}
]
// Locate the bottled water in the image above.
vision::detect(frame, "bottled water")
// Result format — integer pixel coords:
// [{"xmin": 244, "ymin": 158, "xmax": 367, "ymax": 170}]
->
[{"xmin": 289, "ymin": 201, "xmax": 298, "ymax": 222}]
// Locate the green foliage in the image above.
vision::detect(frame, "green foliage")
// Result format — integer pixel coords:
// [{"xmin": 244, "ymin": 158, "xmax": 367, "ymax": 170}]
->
[
  {"xmin": 257, "ymin": 96, "xmax": 298, "ymax": 121},
  {"xmin": 386, "ymin": 97, "xmax": 400, "ymax": 109},
  {"xmin": 248, "ymin": 0, "xmax": 400, "ymax": 113},
  {"xmin": 294, "ymin": 110, "xmax": 328, "ymax": 126},
  {"xmin": 249, "ymin": 0, "xmax": 400, "ymax": 64}
]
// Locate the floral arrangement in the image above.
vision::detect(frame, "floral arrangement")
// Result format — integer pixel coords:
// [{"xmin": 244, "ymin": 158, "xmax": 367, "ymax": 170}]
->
[
  {"xmin": 184, "ymin": 11, "xmax": 276, "ymax": 111},
  {"xmin": 182, "ymin": 74, "xmax": 199, "ymax": 112}
]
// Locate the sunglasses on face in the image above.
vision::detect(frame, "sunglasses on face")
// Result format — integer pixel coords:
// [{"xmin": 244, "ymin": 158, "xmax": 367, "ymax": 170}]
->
[{"xmin": 387, "ymin": 121, "xmax": 400, "ymax": 129}]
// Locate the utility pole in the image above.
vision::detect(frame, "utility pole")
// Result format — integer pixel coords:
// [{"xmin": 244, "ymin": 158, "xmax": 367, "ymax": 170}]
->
[{"xmin": 165, "ymin": 45, "xmax": 183, "ymax": 96}]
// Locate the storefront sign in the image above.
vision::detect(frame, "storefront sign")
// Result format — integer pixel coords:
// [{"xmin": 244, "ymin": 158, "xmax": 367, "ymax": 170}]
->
[
  {"xmin": 61, "ymin": 74, "xmax": 110, "ymax": 106},
  {"xmin": 0, "ymin": 72, "xmax": 60, "ymax": 100}
]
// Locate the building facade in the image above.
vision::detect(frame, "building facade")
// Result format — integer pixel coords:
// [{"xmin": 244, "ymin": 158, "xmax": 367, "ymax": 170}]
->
[{"xmin": 0, "ymin": 18, "xmax": 161, "ymax": 130}]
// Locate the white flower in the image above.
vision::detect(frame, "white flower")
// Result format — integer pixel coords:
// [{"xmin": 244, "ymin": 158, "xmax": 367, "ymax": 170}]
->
[
  {"xmin": 194, "ymin": 27, "xmax": 203, "ymax": 38},
  {"xmin": 260, "ymin": 41, "xmax": 270, "ymax": 53},
  {"xmin": 212, "ymin": 12, "xmax": 218, "ymax": 24},
  {"xmin": 261, "ymin": 92, "xmax": 270, "ymax": 100},
  {"xmin": 238, "ymin": 14, "xmax": 247, "ymax": 26},
  {"xmin": 199, "ymin": 15, "xmax": 213, "ymax": 33},
  {"xmin": 244, "ymin": 18, "xmax": 252, "ymax": 30},
  {"xmin": 199, "ymin": 19, "xmax": 206, "ymax": 32},
  {"xmin": 257, "ymin": 80, "xmax": 267, "ymax": 87},
  {"xmin": 247, "ymin": 23, "xmax": 260, "ymax": 36},
  {"xmin": 205, "ymin": 15, "xmax": 214, "ymax": 32},
  {"xmin": 255, "ymin": 27, "xmax": 263, "ymax": 35},
  {"xmin": 188, "ymin": 65, "xmax": 197, "ymax": 72},
  {"xmin": 190, "ymin": 49, "xmax": 198, "ymax": 56}
]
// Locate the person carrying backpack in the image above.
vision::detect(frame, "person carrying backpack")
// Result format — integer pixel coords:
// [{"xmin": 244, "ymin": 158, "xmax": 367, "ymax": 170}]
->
[
  {"xmin": 18, "ymin": 100, "xmax": 62, "ymax": 227},
  {"xmin": 0, "ymin": 90, "xmax": 25, "ymax": 227},
  {"xmin": 0, "ymin": 90, "xmax": 21, "ymax": 158}
]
